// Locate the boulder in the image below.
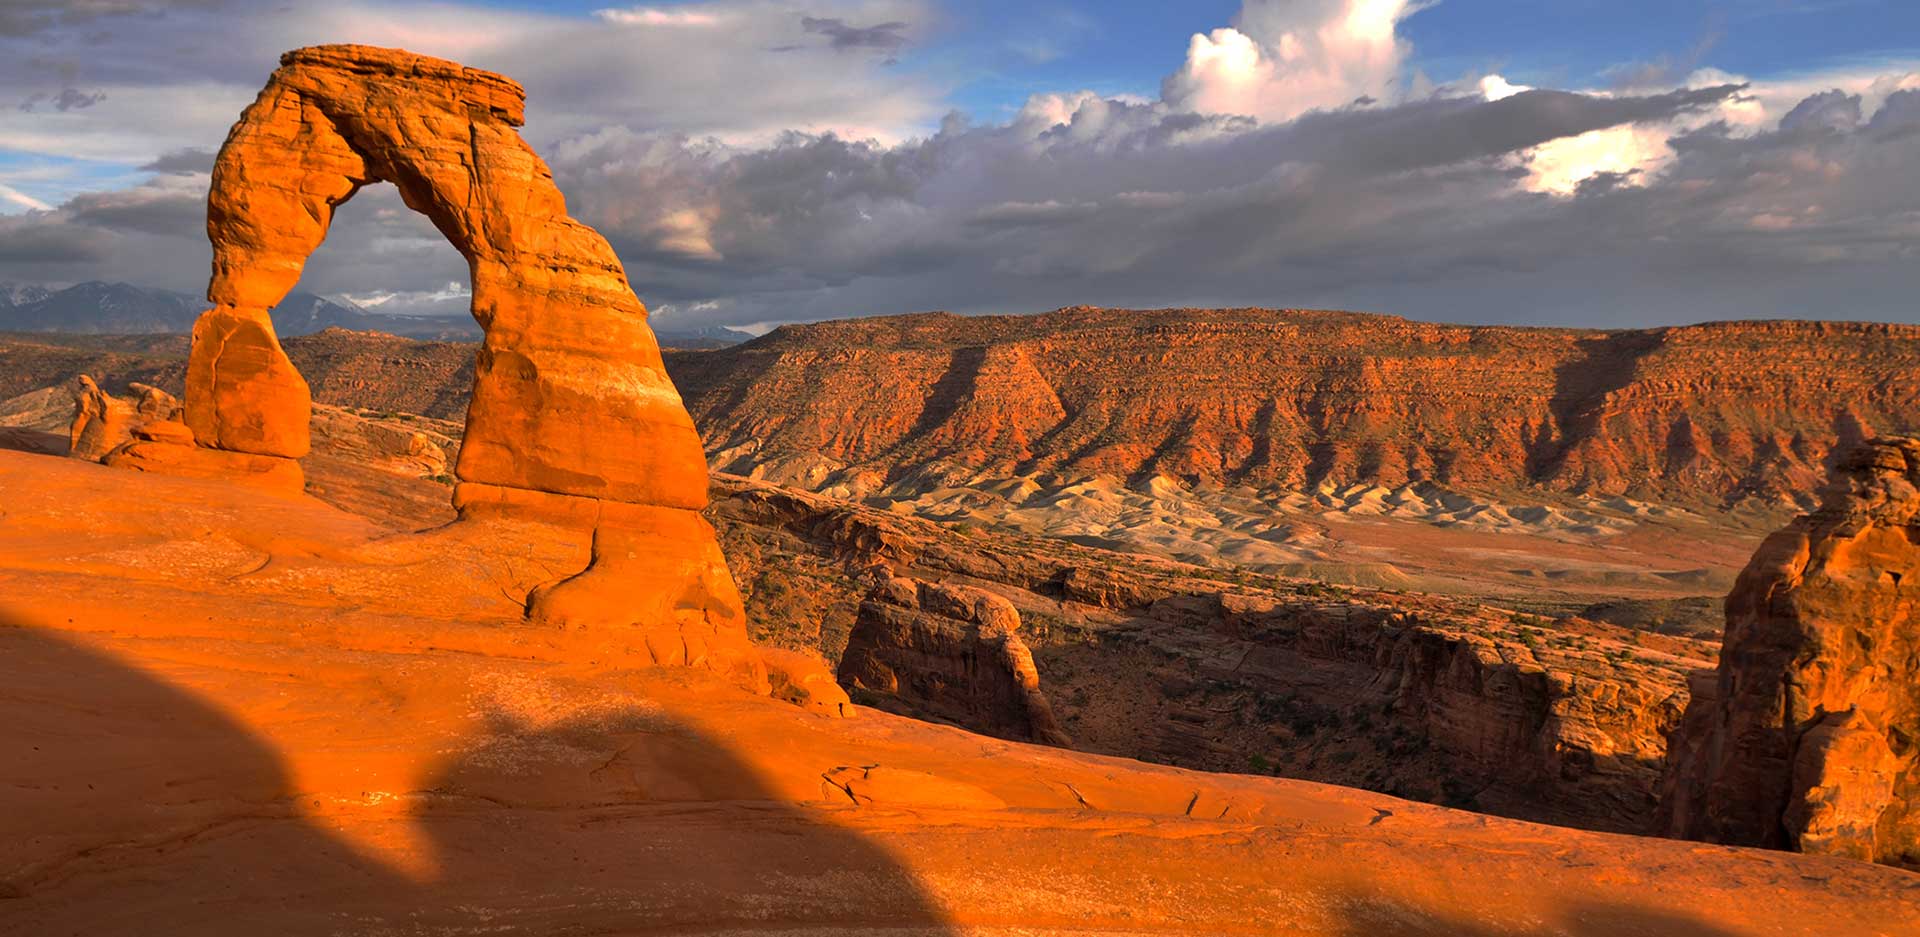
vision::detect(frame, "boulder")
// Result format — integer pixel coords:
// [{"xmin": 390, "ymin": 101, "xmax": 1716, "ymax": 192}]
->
[
  {"xmin": 127, "ymin": 383, "xmax": 182, "ymax": 422},
  {"xmin": 1661, "ymin": 436, "xmax": 1920, "ymax": 867},
  {"xmin": 66, "ymin": 375, "xmax": 136, "ymax": 463},
  {"xmin": 760, "ymin": 647, "xmax": 854, "ymax": 718}
]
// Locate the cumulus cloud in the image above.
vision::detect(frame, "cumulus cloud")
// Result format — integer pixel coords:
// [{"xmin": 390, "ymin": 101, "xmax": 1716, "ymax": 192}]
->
[{"xmin": 1163, "ymin": 0, "xmax": 1422, "ymax": 122}]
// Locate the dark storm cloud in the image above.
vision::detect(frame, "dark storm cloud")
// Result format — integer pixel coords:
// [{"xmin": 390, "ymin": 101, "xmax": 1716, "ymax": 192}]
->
[
  {"xmin": 63, "ymin": 182, "xmax": 203, "ymax": 236},
  {"xmin": 655, "ymin": 81, "xmax": 1912, "ymax": 328},
  {"xmin": 138, "ymin": 148, "xmax": 217, "ymax": 174},
  {"xmin": 0, "ymin": 215, "xmax": 111, "ymax": 263},
  {"xmin": 1, "ymin": 0, "xmax": 1914, "ymax": 332},
  {"xmin": 0, "ymin": 0, "xmax": 228, "ymax": 38},
  {"xmin": 18, "ymin": 87, "xmax": 107, "ymax": 111},
  {"xmin": 800, "ymin": 16, "xmax": 909, "ymax": 53},
  {"xmin": 6, "ymin": 74, "xmax": 1916, "ymax": 330},
  {"xmin": 553, "ymin": 83, "xmax": 1788, "ymax": 327}
]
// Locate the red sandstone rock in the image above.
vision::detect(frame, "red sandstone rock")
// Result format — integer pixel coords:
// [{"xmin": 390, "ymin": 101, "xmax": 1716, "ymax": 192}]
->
[
  {"xmin": 65, "ymin": 375, "xmax": 135, "ymax": 462},
  {"xmin": 127, "ymin": 382, "xmax": 181, "ymax": 423},
  {"xmin": 184, "ymin": 307, "xmax": 310, "ymax": 459},
  {"xmin": 1661, "ymin": 436, "xmax": 1920, "ymax": 867},
  {"xmin": 192, "ymin": 44, "xmax": 706, "ymax": 508},
  {"xmin": 106, "ymin": 440, "xmax": 305, "ymax": 496},
  {"xmin": 667, "ymin": 308, "xmax": 1920, "ymax": 507},
  {"xmin": 839, "ymin": 573, "xmax": 1070, "ymax": 746},
  {"xmin": 129, "ymin": 420, "xmax": 196, "ymax": 446},
  {"xmin": 760, "ymin": 647, "xmax": 853, "ymax": 717},
  {"xmin": 156, "ymin": 44, "xmax": 771, "ymax": 690}
]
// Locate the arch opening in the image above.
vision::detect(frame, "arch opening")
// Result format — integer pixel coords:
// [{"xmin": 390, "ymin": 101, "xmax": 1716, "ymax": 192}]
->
[{"xmin": 285, "ymin": 182, "xmax": 478, "ymax": 341}]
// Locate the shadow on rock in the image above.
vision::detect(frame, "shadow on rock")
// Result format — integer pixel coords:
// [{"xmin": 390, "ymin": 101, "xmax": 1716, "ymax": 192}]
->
[{"xmin": 0, "ymin": 620, "xmax": 958, "ymax": 935}]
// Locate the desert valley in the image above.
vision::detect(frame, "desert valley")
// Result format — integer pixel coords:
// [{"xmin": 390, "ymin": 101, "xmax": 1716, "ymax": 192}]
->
[{"xmin": 2, "ymin": 4, "xmax": 1920, "ymax": 936}]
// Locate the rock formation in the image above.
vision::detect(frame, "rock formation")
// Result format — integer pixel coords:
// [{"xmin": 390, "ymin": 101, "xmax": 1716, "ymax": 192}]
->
[
  {"xmin": 127, "ymin": 383, "xmax": 181, "ymax": 423},
  {"xmin": 667, "ymin": 307, "xmax": 1920, "ymax": 509},
  {"xmin": 838, "ymin": 573, "xmax": 1070, "ymax": 746},
  {"xmin": 1661, "ymin": 437, "xmax": 1920, "ymax": 867},
  {"xmin": 133, "ymin": 44, "xmax": 790, "ymax": 691},
  {"xmin": 66, "ymin": 375, "xmax": 135, "ymax": 462},
  {"xmin": 710, "ymin": 474, "xmax": 1706, "ymax": 832}
]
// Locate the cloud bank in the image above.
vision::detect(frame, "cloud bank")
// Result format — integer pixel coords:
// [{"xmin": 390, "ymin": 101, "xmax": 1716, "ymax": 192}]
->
[{"xmin": 0, "ymin": 0, "xmax": 1916, "ymax": 331}]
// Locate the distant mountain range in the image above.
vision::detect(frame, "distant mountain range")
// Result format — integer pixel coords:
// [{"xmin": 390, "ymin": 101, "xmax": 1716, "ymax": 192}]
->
[{"xmin": 0, "ymin": 280, "xmax": 751, "ymax": 347}]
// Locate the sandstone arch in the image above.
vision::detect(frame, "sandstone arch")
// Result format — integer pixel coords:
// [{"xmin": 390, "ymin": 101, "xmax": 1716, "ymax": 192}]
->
[
  {"xmin": 190, "ymin": 45, "xmax": 705, "ymax": 506},
  {"xmin": 151, "ymin": 45, "xmax": 795, "ymax": 694}
]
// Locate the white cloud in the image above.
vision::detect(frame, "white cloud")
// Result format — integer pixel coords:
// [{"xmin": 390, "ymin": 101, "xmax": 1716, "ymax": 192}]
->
[
  {"xmin": 1514, "ymin": 65, "xmax": 1920, "ymax": 196},
  {"xmin": 1521, "ymin": 124, "xmax": 1673, "ymax": 195},
  {"xmin": 0, "ymin": 184, "xmax": 53, "ymax": 212},
  {"xmin": 594, "ymin": 6, "xmax": 728, "ymax": 27},
  {"xmin": 1164, "ymin": 0, "xmax": 1421, "ymax": 122},
  {"xmin": 1478, "ymin": 74, "xmax": 1530, "ymax": 102}
]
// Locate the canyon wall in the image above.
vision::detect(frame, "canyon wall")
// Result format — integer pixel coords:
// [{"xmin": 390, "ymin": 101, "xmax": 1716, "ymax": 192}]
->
[
  {"xmin": 667, "ymin": 307, "xmax": 1920, "ymax": 508},
  {"xmin": 708, "ymin": 475, "xmax": 1704, "ymax": 832},
  {"xmin": 839, "ymin": 574, "xmax": 1071, "ymax": 746}
]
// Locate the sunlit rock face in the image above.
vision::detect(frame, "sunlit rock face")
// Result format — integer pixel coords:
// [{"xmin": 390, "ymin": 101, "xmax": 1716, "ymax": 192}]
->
[
  {"xmin": 1662, "ymin": 436, "xmax": 1920, "ymax": 868},
  {"xmin": 169, "ymin": 44, "xmax": 774, "ymax": 690},
  {"xmin": 839, "ymin": 573, "xmax": 1072, "ymax": 747},
  {"xmin": 66, "ymin": 375, "xmax": 135, "ymax": 462}
]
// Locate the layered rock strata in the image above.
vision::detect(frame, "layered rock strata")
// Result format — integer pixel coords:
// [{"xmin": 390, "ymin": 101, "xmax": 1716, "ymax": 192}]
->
[
  {"xmin": 839, "ymin": 574, "xmax": 1071, "ymax": 746},
  {"xmin": 667, "ymin": 308, "xmax": 1920, "ymax": 509},
  {"xmin": 1662, "ymin": 437, "xmax": 1920, "ymax": 867}
]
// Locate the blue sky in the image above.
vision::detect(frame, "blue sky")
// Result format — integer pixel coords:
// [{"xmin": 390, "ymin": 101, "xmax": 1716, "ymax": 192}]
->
[
  {"xmin": 952, "ymin": 1, "xmax": 1920, "ymax": 116},
  {"xmin": 1, "ymin": 0, "xmax": 1918, "ymax": 328},
  {"xmin": 452, "ymin": 1, "xmax": 1920, "ymax": 119}
]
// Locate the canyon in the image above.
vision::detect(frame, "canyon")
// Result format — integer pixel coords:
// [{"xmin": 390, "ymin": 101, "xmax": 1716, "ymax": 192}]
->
[
  {"xmin": 9, "ymin": 307, "xmax": 1916, "ymax": 838},
  {"xmin": 11, "ymin": 307, "xmax": 1919, "ymax": 841}
]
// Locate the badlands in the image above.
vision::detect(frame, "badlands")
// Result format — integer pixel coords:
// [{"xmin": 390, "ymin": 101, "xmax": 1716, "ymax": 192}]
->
[{"xmin": 2, "ymin": 43, "xmax": 1918, "ymax": 936}]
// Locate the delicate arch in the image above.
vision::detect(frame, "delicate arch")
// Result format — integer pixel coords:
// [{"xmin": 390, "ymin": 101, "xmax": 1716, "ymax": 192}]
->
[
  {"xmin": 157, "ymin": 46, "xmax": 802, "ymax": 697},
  {"xmin": 185, "ymin": 44, "xmax": 707, "ymax": 511}
]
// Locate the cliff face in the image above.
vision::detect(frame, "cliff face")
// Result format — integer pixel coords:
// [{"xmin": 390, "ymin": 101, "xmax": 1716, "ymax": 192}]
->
[
  {"xmin": 1071, "ymin": 587, "xmax": 1696, "ymax": 833},
  {"xmin": 667, "ymin": 308, "xmax": 1920, "ymax": 508},
  {"xmin": 1661, "ymin": 437, "xmax": 1920, "ymax": 867},
  {"xmin": 838, "ymin": 574, "xmax": 1071, "ymax": 747}
]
